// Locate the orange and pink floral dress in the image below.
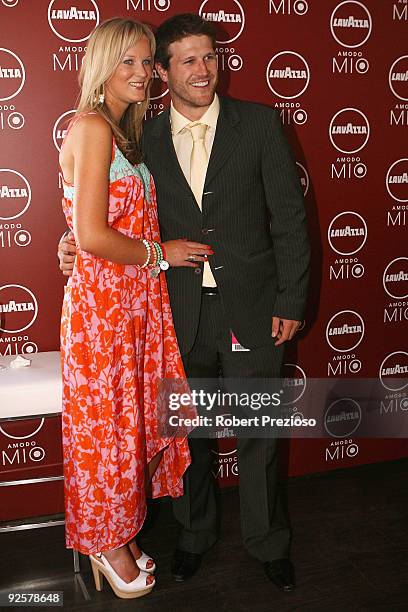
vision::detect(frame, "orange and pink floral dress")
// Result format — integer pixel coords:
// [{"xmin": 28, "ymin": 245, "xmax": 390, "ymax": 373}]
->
[{"xmin": 60, "ymin": 123, "xmax": 191, "ymax": 555}]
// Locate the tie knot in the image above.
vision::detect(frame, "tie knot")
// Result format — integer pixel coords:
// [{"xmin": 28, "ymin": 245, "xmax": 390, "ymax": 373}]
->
[{"xmin": 188, "ymin": 122, "xmax": 207, "ymax": 142}]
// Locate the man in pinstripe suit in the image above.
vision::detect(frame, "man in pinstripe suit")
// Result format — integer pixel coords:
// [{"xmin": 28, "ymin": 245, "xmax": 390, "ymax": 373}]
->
[
  {"xmin": 58, "ymin": 12, "xmax": 310, "ymax": 593},
  {"xmin": 145, "ymin": 14, "xmax": 310, "ymax": 591}
]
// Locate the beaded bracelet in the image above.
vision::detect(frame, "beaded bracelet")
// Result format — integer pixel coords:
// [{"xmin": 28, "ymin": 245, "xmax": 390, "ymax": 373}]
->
[
  {"xmin": 150, "ymin": 242, "xmax": 158, "ymax": 267},
  {"xmin": 139, "ymin": 239, "xmax": 169, "ymax": 276},
  {"xmin": 140, "ymin": 239, "xmax": 151, "ymax": 268},
  {"xmin": 156, "ymin": 242, "xmax": 169, "ymax": 271},
  {"xmin": 161, "ymin": 243, "xmax": 167, "ymax": 261},
  {"xmin": 147, "ymin": 241, "xmax": 160, "ymax": 278},
  {"xmin": 153, "ymin": 241, "xmax": 163, "ymax": 266}
]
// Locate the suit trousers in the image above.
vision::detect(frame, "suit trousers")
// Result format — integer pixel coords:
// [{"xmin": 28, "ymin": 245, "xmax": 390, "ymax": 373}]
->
[{"xmin": 172, "ymin": 292, "xmax": 291, "ymax": 562}]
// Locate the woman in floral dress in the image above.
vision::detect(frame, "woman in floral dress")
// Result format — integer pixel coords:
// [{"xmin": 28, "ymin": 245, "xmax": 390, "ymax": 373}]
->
[{"xmin": 59, "ymin": 18, "xmax": 211, "ymax": 599}]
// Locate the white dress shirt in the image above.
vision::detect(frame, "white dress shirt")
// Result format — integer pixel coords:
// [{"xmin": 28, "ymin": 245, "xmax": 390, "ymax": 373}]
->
[{"xmin": 170, "ymin": 94, "xmax": 220, "ymax": 286}]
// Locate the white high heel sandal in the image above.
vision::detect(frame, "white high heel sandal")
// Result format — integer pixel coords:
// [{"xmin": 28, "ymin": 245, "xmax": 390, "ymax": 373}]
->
[
  {"xmin": 89, "ymin": 552, "xmax": 155, "ymax": 599},
  {"xmin": 135, "ymin": 550, "xmax": 156, "ymax": 574}
]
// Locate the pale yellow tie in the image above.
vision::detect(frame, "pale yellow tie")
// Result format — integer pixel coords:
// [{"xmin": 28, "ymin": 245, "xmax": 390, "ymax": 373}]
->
[
  {"xmin": 187, "ymin": 122, "xmax": 216, "ymax": 287},
  {"xmin": 187, "ymin": 122, "xmax": 208, "ymax": 208}
]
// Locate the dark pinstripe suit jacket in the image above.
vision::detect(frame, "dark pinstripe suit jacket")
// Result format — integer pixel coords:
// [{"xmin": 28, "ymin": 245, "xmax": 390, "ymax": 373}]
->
[{"xmin": 142, "ymin": 96, "xmax": 310, "ymax": 355}]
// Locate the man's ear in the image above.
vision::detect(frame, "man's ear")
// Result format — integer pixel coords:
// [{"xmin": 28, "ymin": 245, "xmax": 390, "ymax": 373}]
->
[{"xmin": 155, "ymin": 61, "xmax": 168, "ymax": 83}]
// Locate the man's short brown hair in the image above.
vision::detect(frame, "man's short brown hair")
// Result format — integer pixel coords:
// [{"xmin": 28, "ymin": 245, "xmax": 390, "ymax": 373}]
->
[{"xmin": 155, "ymin": 13, "xmax": 216, "ymax": 70}]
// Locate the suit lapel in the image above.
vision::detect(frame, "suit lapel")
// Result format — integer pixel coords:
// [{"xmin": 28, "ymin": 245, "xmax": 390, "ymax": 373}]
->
[
  {"xmin": 151, "ymin": 109, "xmax": 193, "ymax": 197},
  {"xmin": 205, "ymin": 97, "xmax": 241, "ymax": 188},
  {"xmin": 150, "ymin": 98, "xmax": 241, "ymax": 210}
]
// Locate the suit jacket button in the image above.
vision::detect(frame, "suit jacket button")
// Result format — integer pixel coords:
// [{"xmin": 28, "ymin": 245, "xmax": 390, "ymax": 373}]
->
[
  {"xmin": 194, "ymin": 268, "xmax": 202, "ymax": 275},
  {"xmin": 202, "ymin": 228, "xmax": 209, "ymax": 235}
]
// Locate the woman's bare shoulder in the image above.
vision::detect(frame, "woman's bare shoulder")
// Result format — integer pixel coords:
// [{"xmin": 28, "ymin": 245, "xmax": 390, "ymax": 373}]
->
[{"xmin": 70, "ymin": 112, "xmax": 112, "ymax": 140}]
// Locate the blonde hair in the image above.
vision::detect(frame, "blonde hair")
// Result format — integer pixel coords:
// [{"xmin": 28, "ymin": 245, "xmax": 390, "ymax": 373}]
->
[{"xmin": 77, "ymin": 17, "xmax": 156, "ymax": 164}]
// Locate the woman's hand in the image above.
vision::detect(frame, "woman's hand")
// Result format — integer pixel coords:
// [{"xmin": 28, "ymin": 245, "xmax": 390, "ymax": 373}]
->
[
  {"xmin": 58, "ymin": 231, "xmax": 76, "ymax": 276},
  {"xmin": 164, "ymin": 239, "xmax": 213, "ymax": 268}
]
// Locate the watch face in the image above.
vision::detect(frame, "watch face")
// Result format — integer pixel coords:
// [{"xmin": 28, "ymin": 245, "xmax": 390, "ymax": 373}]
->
[{"xmin": 160, "ymin": 260, "xmax": 170, "ymax": 271}]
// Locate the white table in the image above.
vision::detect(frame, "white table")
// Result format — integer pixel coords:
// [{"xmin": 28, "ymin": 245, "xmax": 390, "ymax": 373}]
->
[
  {"xmin": 0, "ymin": 351, "xmax": 62, "ymax": 419},
  {"xmin": 0, "ymin": 351, "xmax": 80, "ymax": 572}
]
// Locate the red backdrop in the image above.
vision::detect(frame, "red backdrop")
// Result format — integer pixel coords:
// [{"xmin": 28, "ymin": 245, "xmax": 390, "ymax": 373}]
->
[{"xmin": 0, "ymin": 0, "xmax": 407, "ymax": 498}]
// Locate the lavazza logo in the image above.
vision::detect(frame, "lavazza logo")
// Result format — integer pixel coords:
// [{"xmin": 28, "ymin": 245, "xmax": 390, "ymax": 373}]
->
[
  {"xmin": 0, "ymin": 169, "xmax": 31, "ymax": 220},
  {"xmin": 383, "ymin": 257, "xmax": 408, "ymax": 300},
  {"xmin": 0, "ymin": 48, "xmax": 25, "ymax": 102},
  {"xmin": 386, "ymin": 158, "xmax": 408, "ymax": 203},
  {"xmin": 199, "ymin": 2, "xmax": 244, "ymax": 76},
  {"xmin": 379, "ymin": 351, "xmax": 408, "ymax": 392},
  {"xmin": 383, "ymin": 257, "xmax": 408, "ymax": 325},
  {"xmin": 0, "ymin": 284, "xmax": 38, "ymax": 333},
  {"xmin": 389, "ymin": 56, "xmax": 408, "ymax": 102},
  {"xmin": 330, "ymin": 1, "xmax": 371, "ymax": 75},
  {"xmin": 327, "ymin": 210, "xmax": 366, "ymax": 286},
  {"xmin": 199, "ymin": 0, "xmax": 245, "ymax": 44},
  {"xmin": 281, "ymin": 362, "xmax": 306, "ymax": 406},
  {"xmin": 329, "ymin": 108, "xmax": 369, "ymax": 154},
  {"xmin": 266, "ymin": 51, "xmax": 310, "ymax": 100},
  {"xmin": 53, "ymin": 109, "xmax": 76, "ymax": 152},
  {"xmin": 324, "ymin": 398, "xmax": 362, "ymax": 439},
  {"xmin": 48, "ymin": 0, "xmax": 99, "ymax": 43},
  {"xmin": 389, "ymin": 56, "xmax": 408, "ymax": 127},
  {"xmin": 266, "ymin": 52, "xmax": 310, "ymax": 126},
  {"xmin": 326, "ymin": 310, "xmax": 365, "ymax": 353},
  {"xmin": 330, "ymin": 1, "xmax": 372, "ymax": 48},
  {"xmin": 0, "ymin": 169, "xmax": 32, "ymax": 249},
  {"xmin": 0, "ymin": 49, "xmax": 26, "ymax": 132},
  {"xmin": 328, "ymin": 211, "xmax": 367, "ymax": 256}
]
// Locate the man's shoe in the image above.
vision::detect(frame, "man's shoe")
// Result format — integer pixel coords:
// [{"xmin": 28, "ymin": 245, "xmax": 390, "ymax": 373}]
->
[
  {"xmin": 264, "ymin": 558, "xmax": 296, "ymax": 592},
  {"xmin": 171, "ymin": 549, "xmax": 202, "ymax": 582}
]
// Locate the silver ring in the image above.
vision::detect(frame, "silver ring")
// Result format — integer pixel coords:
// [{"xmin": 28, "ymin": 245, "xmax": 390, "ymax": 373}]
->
[{"xmin": 187, "ymin": 255, "xmax": 195, "ymax": 262}]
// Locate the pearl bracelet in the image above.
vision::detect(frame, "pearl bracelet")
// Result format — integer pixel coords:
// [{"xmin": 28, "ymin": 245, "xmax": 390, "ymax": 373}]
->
[{"xmin": 140, "ymin": 239, "xmax": 151, "ymax": 268}]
